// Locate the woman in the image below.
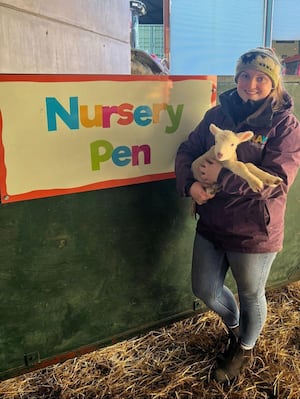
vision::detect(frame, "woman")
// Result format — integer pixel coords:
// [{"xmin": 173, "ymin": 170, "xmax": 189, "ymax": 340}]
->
[{"xmin": 175, "ymin": 47, "xmax": 300, "ymax": 382}]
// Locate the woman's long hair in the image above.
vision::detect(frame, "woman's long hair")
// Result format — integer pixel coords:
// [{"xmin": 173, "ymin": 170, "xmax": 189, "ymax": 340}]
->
[
  {"xmin": 249, "ymin": 78, "xmax": 291, "ymax": 121},
  {"xmin": 269, "ymin": 78, "xmax": 291, "ymax": 112}
]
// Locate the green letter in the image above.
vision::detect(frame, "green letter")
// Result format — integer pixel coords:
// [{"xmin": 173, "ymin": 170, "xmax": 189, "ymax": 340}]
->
[
  {"xmin": 90, "ymin": 140, "xmax": 113, "ymax": 170},
  {"xmin": 165, "ymin": 104, "xmax": 184, "ymax": 134}
]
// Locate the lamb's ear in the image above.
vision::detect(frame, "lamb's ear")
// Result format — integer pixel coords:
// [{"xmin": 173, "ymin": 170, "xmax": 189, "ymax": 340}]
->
[
  {"xmin": 236, "ymin": 131, "xmax": 254, "ymax": 143},
  {"xmin": 209, "ymin": 123, "xmax": 222, "ymax": 136}
]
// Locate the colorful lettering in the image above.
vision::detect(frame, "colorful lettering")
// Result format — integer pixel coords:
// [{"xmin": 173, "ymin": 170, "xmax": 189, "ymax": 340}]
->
[
  {"xmin": 45, "ymin": 97, "xmax": 184, "ymax": 134},
  {"xmin": 253, "ymin": 135, "xmax": 268, "ymax": 145},
  {"xmin": 90, "ymin": 140, "xmax": 151, "ymax": 170}
]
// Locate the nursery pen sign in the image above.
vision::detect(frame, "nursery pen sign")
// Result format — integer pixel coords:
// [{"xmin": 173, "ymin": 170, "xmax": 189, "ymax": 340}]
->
[{"xmin": 0, "ymin": 75, "xmax": 216, "ymax": 203}]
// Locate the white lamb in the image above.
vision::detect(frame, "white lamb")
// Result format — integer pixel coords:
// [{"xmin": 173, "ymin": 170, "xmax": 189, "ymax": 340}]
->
[{"xmin": 191, "ymin": 123, "xmax": 283, "ymax": 195}]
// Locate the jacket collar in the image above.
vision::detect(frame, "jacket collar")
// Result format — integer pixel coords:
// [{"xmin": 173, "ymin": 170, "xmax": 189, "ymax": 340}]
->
[{"xmin": 219, "ymin": 88, "xmax": 288, "ymax": 129}]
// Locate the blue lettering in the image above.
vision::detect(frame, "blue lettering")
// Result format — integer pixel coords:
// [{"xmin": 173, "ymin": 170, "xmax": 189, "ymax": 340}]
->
[{"xmin": 46, "ymin": 97, "xmax": 79, "ymax": 131}]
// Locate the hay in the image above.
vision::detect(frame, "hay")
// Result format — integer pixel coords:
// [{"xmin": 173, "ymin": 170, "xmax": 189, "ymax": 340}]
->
[{"xmin": 0, "ymin": 281, "xmax": 299, "ymax": 399}]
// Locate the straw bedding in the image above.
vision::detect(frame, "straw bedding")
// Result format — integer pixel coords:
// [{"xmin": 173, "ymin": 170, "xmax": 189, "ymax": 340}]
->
[{"xmin": 0, "ymin": 281, "xmax": 299, "ymax": 399}]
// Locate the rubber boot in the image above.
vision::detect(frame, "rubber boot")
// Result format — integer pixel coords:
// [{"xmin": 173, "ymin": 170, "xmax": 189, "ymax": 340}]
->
[{"xmin": 214, "ymin": 341, "xmax": 252, "ymax": 383}]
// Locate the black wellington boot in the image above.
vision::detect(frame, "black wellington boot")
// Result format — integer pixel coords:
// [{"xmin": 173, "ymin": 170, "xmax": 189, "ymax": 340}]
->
[{"xmin": 214, "ymin": 341, "xmax": 252, "ymax": 383}]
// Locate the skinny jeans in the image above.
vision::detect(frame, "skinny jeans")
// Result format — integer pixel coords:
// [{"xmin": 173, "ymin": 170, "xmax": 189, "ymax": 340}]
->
[{"xmin": 192, "ymin": 233, "xmax": 277, "ymax": 349}]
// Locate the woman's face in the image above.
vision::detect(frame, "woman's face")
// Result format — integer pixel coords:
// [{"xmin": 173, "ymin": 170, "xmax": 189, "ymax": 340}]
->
[{"xmin": 237, "ymin": 69, "xmax": 273, "ymax": 102}]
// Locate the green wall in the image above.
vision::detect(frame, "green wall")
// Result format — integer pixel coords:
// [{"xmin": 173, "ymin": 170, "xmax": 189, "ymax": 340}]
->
[{"xmin": 0, "ymin": 77, "xmax": 299, "ymax": 379}]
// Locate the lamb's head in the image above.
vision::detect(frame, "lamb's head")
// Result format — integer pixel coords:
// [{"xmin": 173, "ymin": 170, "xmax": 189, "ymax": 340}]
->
[{"xmin": 209, "ymin": 123, "xmax": 254, "ymax": 161}]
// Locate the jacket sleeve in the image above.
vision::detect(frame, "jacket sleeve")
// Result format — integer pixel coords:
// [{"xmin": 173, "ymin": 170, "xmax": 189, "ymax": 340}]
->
[
  {"xmin": 175, "ymin": 114, "xmax": 212, "ymax": 196},
  {"xmin": 218, "ymin": 115, "xmax": 300, "ymax": 199}
]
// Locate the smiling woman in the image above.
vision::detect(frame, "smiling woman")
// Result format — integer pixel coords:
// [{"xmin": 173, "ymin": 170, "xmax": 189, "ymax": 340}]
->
[
  {"xmin": 236, "ymin": 70, "xmax": 273, "ymax": 102},
  {"xmin": 175, "ymin": 46, "xmax": 300, "ymax": 383}
]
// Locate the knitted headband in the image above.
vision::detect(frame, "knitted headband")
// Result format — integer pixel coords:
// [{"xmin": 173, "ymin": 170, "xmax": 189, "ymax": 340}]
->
[{"xmin": 235, "ymin": 47, "xmax": 282, "ymax": 88}]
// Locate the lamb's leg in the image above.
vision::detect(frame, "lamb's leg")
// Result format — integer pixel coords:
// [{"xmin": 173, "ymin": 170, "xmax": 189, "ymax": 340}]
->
[
  {"xmin": 227, "ymin": 161, "xmax": 264, "ymax": 192},
  {"xmin": 191, "ymin": 147, "xmax": 215, "ymax": 181},
  {"xmin": 245, "ymin": 163, "xmax": 283, "ymax": 186},
  {"xmin": 190, "ymin": 147, "xmax": 217, "ymax": 213}
]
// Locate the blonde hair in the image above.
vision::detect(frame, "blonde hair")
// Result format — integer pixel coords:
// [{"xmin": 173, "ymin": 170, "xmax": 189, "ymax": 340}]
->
[
  {"xmin": 269, "ymin": 78, "xmax": 289, "ymax": 112},
  {"xmin": 245, "ymin": 78, "xmax": 288, "ymax": 122}
]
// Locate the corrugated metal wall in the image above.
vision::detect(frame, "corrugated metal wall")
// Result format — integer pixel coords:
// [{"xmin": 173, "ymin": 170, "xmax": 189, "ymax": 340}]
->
[{"xmin": 0, "ymin": 0, "xmax": 131, "ymax": 74}]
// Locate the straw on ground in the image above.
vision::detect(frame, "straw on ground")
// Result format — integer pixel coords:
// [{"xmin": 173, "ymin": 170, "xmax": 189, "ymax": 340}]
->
[{"xmin": 0, "ymin": 281, "xmax": 299, "ymax": 399}]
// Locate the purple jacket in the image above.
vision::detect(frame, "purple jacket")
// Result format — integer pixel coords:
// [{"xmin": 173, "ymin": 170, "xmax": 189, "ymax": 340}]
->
[{"xmin": 175, "ymin": 88, "xmax": 300, "ymax": 253}]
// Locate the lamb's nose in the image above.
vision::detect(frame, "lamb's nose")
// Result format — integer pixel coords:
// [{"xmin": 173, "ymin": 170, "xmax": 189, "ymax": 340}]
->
[{"xmin": 217, "ymin": 152, "xmax": 223, "ymax": 159}]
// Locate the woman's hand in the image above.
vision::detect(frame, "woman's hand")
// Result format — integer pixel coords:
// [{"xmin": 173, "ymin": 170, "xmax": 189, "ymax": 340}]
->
[
  {"xmin": 189, "ymin": 181, "xmax": 215, "ymax": 205},
  {"xmin": 197, "ymin": 158, "xmax": 222, "ymax": 185}
]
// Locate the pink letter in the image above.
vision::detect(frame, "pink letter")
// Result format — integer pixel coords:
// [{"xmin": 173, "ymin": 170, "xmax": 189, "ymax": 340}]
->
[
  {"xmin": 102, "ymin": 106, "xmax": 119, "ymax": 128},
  {"xmin": 132, "ymin": 144, "xmax": 151, "ymax": 166}
]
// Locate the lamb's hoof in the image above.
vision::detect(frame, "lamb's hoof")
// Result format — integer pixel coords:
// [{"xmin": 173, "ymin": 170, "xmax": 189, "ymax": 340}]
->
[
  {"xmin": 249, "ymin": 182, "xmax": 263, "ymax": 192},
  {"xmin": 266, "ymin": 177, "xmax": 283, "ymax": 187}
]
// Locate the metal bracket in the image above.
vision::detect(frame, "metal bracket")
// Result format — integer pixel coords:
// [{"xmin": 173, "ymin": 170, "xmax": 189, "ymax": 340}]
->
[
  {"xmin": 193, "ymin": 299, "xmax": 202, "ymax": 311},
  {"xmin": 24, "ymin": 351, "xmax": 40, "ymax": 367}
]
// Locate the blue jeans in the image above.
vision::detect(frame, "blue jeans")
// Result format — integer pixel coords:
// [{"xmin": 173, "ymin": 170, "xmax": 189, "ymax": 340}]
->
[{"xmin": 192, "ymin": 233, "xmax": 277, "ymax": 349}]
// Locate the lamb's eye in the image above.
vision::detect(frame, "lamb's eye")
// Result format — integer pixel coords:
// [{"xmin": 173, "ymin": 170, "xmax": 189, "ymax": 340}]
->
[{"xmin": 231, "ymin": 143, "xmax": 235, "ymax": 146}]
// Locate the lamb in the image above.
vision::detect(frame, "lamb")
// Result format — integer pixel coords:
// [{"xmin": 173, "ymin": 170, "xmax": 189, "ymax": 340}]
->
[{"xmin": 191, "ymin": 123, "xmax": 283, "ymax": 195}]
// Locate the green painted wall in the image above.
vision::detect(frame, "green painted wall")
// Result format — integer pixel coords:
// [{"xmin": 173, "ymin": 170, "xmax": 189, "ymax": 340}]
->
[{"xmin": 0, "ymin": 77, "xmax": 299, "ymax": 379}]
